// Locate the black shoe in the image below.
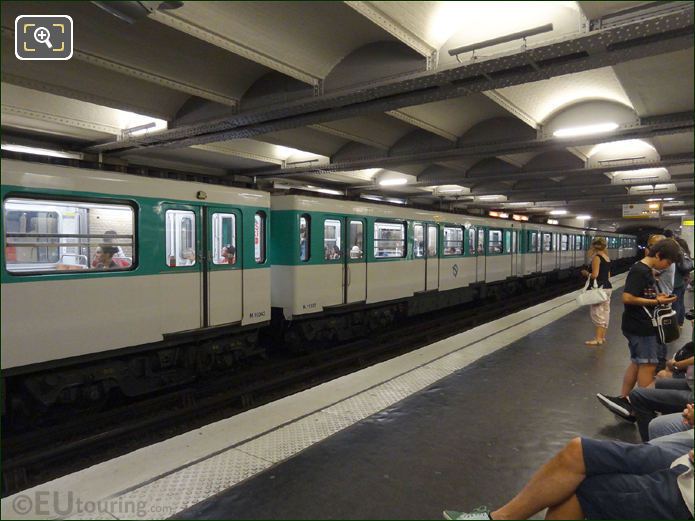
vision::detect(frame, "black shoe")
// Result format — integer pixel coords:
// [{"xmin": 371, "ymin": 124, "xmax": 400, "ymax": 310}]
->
[{"xmin": 596, "ymin": 393, "xmax": 635, "ymax": 421}]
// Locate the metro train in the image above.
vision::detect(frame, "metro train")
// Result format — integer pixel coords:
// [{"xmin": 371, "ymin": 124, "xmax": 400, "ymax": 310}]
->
[{"xmin": 0, "ymin": 159, "xmax": 638, "ymax": 418}]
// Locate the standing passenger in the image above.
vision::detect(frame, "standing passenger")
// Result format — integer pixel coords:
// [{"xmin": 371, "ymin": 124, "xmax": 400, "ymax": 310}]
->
[
  {"xmin": 596, "ymin": 240, "xmax": 681, "ymax": 418},
  {"xmin": 673, "ymin": 238, "xmax": 692, "ymax": 327},
  {"xmin": 581, "ymin": 237, "xmax": 612, "ymax": 346}
]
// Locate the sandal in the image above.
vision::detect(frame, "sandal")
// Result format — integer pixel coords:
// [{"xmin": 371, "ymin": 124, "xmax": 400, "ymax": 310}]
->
[{"xmin": 585, "ymin": 339, "xmax": 604, "ymax": 346}]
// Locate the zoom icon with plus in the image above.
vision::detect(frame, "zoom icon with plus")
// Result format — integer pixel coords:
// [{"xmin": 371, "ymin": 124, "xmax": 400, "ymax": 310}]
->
[{"xmin": 15, "ymin": 15, "xmax": 73, "ymax": 60}]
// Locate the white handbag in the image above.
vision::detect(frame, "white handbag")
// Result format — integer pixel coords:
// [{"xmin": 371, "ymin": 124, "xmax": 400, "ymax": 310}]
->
[{"xmin": 576, "ymin": 276, "xmax": 609, "ymax": 307}]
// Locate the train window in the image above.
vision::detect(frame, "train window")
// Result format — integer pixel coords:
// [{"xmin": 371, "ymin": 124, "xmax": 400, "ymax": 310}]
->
[
  {"xmin": 504, "ymin": 230, "xmax": 512, "ymax": 254},
  {"xmin": 324, "ymin": 219, "xmax": 342, "ymax": 260},
  {"xmin": 487, "ymin": 229, "xmax": 503, "ymax": 254},
  {"xmin": 561, "ymin": 234, "xmax": 569, "ymax": 251},
  {"xmin": 511, "ymin": 231, "xmax": 518, "ymax": 253},
  {"xmin": 575, "ymin": 235, "xmax": 583, "ymax": 250},
  {"xmin": 443, "ymin": 226, "xmax": 463, "ymax": 256},
  {"xmin": 374, "ymin": 221, "xmax": 405, "ymax": 258},
  {"xmin": 467, "ymin": 227, "xmax": 476, "ymax": 255},
  {"xmin": 254, "ymin": 212, "xmax": 266, "ymax": 263},
  {"xmin": 166, "ymin": 210, "xmax": 196, "ymax": 267},
  {"xmin": 428, "ymin": 225, "xmax": 438, "ymax": 257},
  {"xmin": 349, "ymin": 220, "xmax": 363, "ymax": 259},
  {"xmin": 212, "ymin": 213, "xmax": 236, "ymax": 265},
  {"xmin": 299, "ymin": 214, "xmax": 310, "ymax": 262},
  {"xmin": 5, "ymin": 197, "xmax": 135, "ymax": 274},
  {"xmin": 542, "ymin": 232, "xmax": 552, "ymax": 252},
  {"xmin": 413, "ymin": 223, "xmax": 425, "ymax": 258},
  {"xmin": 477, "ymin": 228, "xmax": 485, "ymax": 255},
  {"xmin": 528, "ymin": 231, "xmax": 539, "ymax": 253}
]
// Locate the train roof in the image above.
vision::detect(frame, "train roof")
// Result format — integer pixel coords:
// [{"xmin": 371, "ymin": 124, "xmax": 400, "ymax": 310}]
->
[{"xmin": 1, "ymin": 159, "xmax": 270, "ymax": 208}]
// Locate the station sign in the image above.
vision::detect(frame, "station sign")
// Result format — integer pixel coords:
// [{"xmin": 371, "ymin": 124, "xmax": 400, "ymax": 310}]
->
[{"xmin": 622, "ymin": 203, "xmax": 660, "ymax": 219}]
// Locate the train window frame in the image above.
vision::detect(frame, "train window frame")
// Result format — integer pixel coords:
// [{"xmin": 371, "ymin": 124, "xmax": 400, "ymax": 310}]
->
[
  {"xmin": 427, "ymin": 224, "xmax": 438, "ymax": 257},
  {"xmin": 348, "ymin": 220, "xmax": 364, "ymax": 260},
  {"xmin": 413, "ymin": 223, "xmax": 425, "ymax": 258},
  {"xmin": 443, "ymin": 225, "xmax": 463, "ymax": 256},
  {"xmin": 165, "ymin": 209, "xmax": 197, "ymax": 268},
  {"xmin": 467, "ymin": 227, "xmax": 476, "ymax": 256},
  {"xmin": 254, "ymin": 211, "xmax": 267, "ymax": 264},
  {"xmin": 211, "ymin": 212, "xmax": 237, "ymax": 266},
  {"xmin": 487, "ymin": 229, "xmax": 503, "ymax": 255},
  {"xmin": 324, "ymin": 218, "xmax": 342, "ymax": 261},
  {"xmin": 560, "ymin": 234, "xmax": 569, "ymax": 251},
  {"xmin": 542, "ymin": 232, "xmax": 553, "ymax": 252},
  {"xmin": 528, "ymin": 231, "xmax": 539, "ymax": 253},
  {"xmin": 4, "ymin": 195, "xmax": 137, "ymax": 275},
  {"xmin": 299, "ymin": 214, "xmax": 311, "ymax": 262},
  {"xmin": 373, "ymin": 220, "xmax": 406, "ymax": 259}
]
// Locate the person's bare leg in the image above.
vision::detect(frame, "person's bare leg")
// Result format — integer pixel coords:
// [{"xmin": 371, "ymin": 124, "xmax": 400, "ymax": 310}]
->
[
  {"xmin": 491, "ymin": 438, "xmax": 586, "ymax": 520},
  {"xmin": 545, "ymin": 495, "xmax": 584, "ymax": 520},
  {"xmin": 596, "ymin": 326, "xmax": 607, "ymax": 342},
  {"xmin": 620, "ymin": 362, "xmax": 638, "ymax": 397},
  {"xmin": 637, "ymin": 363, "xmax": 656, "ymax": 388}
]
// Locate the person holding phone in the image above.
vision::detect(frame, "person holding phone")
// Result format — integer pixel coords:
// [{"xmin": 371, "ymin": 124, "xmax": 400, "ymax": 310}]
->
[{"xmin": 596, "ymin": 239, "xmax": 682, "ymax": 419}]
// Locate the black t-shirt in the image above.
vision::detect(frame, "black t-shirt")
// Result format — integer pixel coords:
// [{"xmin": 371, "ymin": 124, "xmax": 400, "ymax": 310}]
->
[{"xmin": 621, "ymin": 261, "xmax": 658, "ymax": 336}]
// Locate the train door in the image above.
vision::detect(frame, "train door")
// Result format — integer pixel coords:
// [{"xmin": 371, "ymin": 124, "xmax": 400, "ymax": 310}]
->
[
  {"xmin": 206, "ymin": 207, "xmax": 243, "ymax": 326},
  {"xmin": 426, "ymin": 223, "xmax": 439, "ymax": 291},
  {"xmin": 476, "ymin": 226, "xmax": 486, "ymax": 281},
  {"xmin": 344, "ymin": 218, "xmax": 366, "ymax": 303},
  {"xmin": 509, "ymin": 229, "xmax": 519, "ymax": 276},
  {"xmin": 162, "ymin": 204, "xmax": 204, "ymax": 332},
  {"xmin": 412, "ymin": 222, "xmax": 426, "ymax": 292}
]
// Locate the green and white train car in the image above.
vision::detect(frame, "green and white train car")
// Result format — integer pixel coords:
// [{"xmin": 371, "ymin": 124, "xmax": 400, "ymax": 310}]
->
[
  {"xmin": 1, "ymin": 159, "xmax": 270, "ymax": 410},
  {"xmin": 269, "ymin": 195, "xmax": 636, "ymax": 327}
]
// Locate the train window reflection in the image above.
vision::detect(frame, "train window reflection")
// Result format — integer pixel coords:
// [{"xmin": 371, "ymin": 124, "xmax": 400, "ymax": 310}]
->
[
  {"xmin": 254, "ymin": 212, "xmax": 266, "ymax": 263},
  {"xmin": 428, "ymin": 225, "xmax": 438, "ymax": 257},
  {"xmin": 543, "ymin": 232, "xmax": 552, "ymax": 252},
  {"xmin": 468, "ymin": 228, "xmax": 476, "ymax": 255},
  {"xmin": 488, "ymin": 229, "xmax": 502, "ymax": 254},
  {"xmin": 561, "ymin": 234, "xmax": 569, "ymax": 251},
  {"xmin": 4, "ymin": 197, "xmax": 135, "ymax": 274},
  {"xmin": 300, "ymin": 214, "xmax": 310, "ymax": 261},
  {"xmin": 349, "ymin": 220, "xmax": 363, "ymax": 259},
  {"xmin": 212, "ymin": 213, "xmax": 236, "ymax": 265},
  {"xmin": 166, "ymin": 210, "xmax": 196, "ymax": 267},
  {"xmin": 324, "ymin": 219, "xmax": 342, "ymax": 260},
  {"xmin": 374, "ymin": 221, "xmax": 405, "ymax": 258},
  {"xmin": 443, "ymin": 226, "xmax": 463, "ymax": 256},
  {"xmin": 413, "ymin": 223, "xmax": 424, "ymax": 258}
]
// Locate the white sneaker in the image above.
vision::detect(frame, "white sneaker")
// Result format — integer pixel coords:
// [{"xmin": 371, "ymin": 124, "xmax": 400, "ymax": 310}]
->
[{"xmin": 443, "ymin": 507, "xmax": 492, "ymax": 520}]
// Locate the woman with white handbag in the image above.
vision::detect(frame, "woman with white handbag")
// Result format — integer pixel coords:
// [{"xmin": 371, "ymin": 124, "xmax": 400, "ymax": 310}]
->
[{"xmin": 580, "ymin": 237, "xmax": 613, "ymax": 346}]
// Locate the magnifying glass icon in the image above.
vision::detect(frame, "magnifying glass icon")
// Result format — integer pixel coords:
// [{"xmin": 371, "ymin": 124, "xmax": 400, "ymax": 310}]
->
[{"xmin": 33, "ymin": 26, "xmax": 53, "ymax": 49}]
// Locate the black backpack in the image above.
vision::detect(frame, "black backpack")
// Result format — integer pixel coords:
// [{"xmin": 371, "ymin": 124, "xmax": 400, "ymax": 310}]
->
[{"xmin": 643, "ymin": 305, "xmax": 680, "ymax": 344}]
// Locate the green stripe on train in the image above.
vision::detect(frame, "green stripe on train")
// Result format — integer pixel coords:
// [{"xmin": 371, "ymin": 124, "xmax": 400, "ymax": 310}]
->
[{"xmin": 1, "ymin": 184, "xmax": 270, "ymax": 284}]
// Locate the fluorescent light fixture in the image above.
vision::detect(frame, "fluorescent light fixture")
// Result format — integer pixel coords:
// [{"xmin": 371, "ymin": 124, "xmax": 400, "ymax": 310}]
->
[
  {"xmin": 648, "ymin": 203, "xmax": 661, "ymax": 210},
  {"xmin": 434, "ymin": 185, "xmax": 470, "ymax": 195},
  {"xmin": 611, "ymin": 168, "xmax": 670, "ymax": 185},
  {"xmin": 489, "ymin": 211, "xmax": 500, "ymax": 217},
  {"xmin": 305, "ymin": 185, "xmax": 342, "ymax": 196},
  {"xmin": 664, "ymin": 211, "xmax": 687, "ymax": 216},
  {"xmin": 499, "ymin": 212, "xmax": 509, "ymax": 219},
  {"xmin": 549, "ymin": 209, "xmax": 567, "ymax": 215},
  {"xmin": 378, "ymin": 178, "xmax": 408, "ymax": 186},
  {"xmin": 646, "ymin": 197, "xmax": 663, "ymax": 202},
  {"xmin": 476, "ymin": 194, "xmax": 507, "ymax": 201},
  {"xmin": 547, "ymin": 219, "xmax": 559, "ymax": 225},
  {"xmin": 503, "ymin": 201, "xmax": 532, "ymax": 207},
  {"xmin": 576, "ymin": 215, "xmax": 591, "ymax": 220},
  {"xmin": 360, "ymin": 194, "xmax": 406, "ymax": 205},
  {"xmin": 1, "ymin": 143, "xmax": 83, "ymax": 160},
  {"xmin": 629, "ymin": 183, "xmax": 677, "ymax": 195},
  {"xmin": 553, "ymin": 122, "xmax": 618, "ymax": 138},
  {"xmin": 512, "ymin": 214, "xmax": 529, "ymax": 221}
]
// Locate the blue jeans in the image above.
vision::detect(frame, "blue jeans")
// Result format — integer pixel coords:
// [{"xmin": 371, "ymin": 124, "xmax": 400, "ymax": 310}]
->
[
  {"xmin": 624, "ymin": 332, "xmax": 660, "ymax": 364},
  {"xmin": 673, "ymin": 285, "xmax": 687, "ymax": 325}
]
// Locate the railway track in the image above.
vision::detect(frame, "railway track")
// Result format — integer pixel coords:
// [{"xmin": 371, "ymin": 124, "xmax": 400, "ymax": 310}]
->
[{"xmin": 1, "ymin": 271, "xmax": 621, "ymax": 497}]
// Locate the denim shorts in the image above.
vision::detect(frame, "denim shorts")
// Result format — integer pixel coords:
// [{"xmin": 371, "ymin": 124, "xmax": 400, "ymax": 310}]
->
[
  {"xmin": 576, "ymin": 438, "xmax": 692, "ymax": 520},
  {"xmin": 624, "ymin": 332, "xmax": 660, "ymax": 364}
]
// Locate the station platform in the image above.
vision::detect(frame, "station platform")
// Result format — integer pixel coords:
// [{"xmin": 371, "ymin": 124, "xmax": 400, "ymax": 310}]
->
[{"xmin": 3, "ymin": 273, "xmax": 693, "ymax": 520}]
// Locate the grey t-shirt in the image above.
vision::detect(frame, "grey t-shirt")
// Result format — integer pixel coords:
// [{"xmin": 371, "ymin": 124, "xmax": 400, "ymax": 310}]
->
[{"xmin": 656, "ymin": 263, "xmax": 676, "ymax": 294}]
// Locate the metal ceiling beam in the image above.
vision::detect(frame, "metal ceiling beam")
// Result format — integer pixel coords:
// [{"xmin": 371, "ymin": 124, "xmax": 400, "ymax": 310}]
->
[
  {"xmin": 344, "ymin": 2, "xmax": 438, "ymax": 64},
  {"xmin": 339, "ymin": 154, "xmax": 693, "ymax": 189},
  {"xmin": 0, "ymin": 27, "xmax": 239, "ymax": 109},
  {"xmin": 85, "ymin": 4, "xmax": 694, "ymax": 154},
  {"xmin": 252, "ymin": 113, "xmax": 694, "ymax": 177}
]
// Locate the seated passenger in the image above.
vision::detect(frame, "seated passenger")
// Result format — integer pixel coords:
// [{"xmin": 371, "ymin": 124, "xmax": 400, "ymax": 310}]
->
[
  {"xmin": 181, "ymin": 248, "xmax": 196, "ymax": 265},
  {"xmin": 96, "ymin": 245, "xmax": 119, "ymax": 270},
  {"xmin": 220, "ymin": 244, "xmax": 236, "ymax": 264},
  {"xmin": 332, "ymin": 244, "xmax": 342, "ymax": 259},
  {"xmin": 443, "ymin": 437, "xmax": 693, "ymax": 520},
  {"xmin": 350, "ymin": 245, "xmax": 362, "ymax": 259}
]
